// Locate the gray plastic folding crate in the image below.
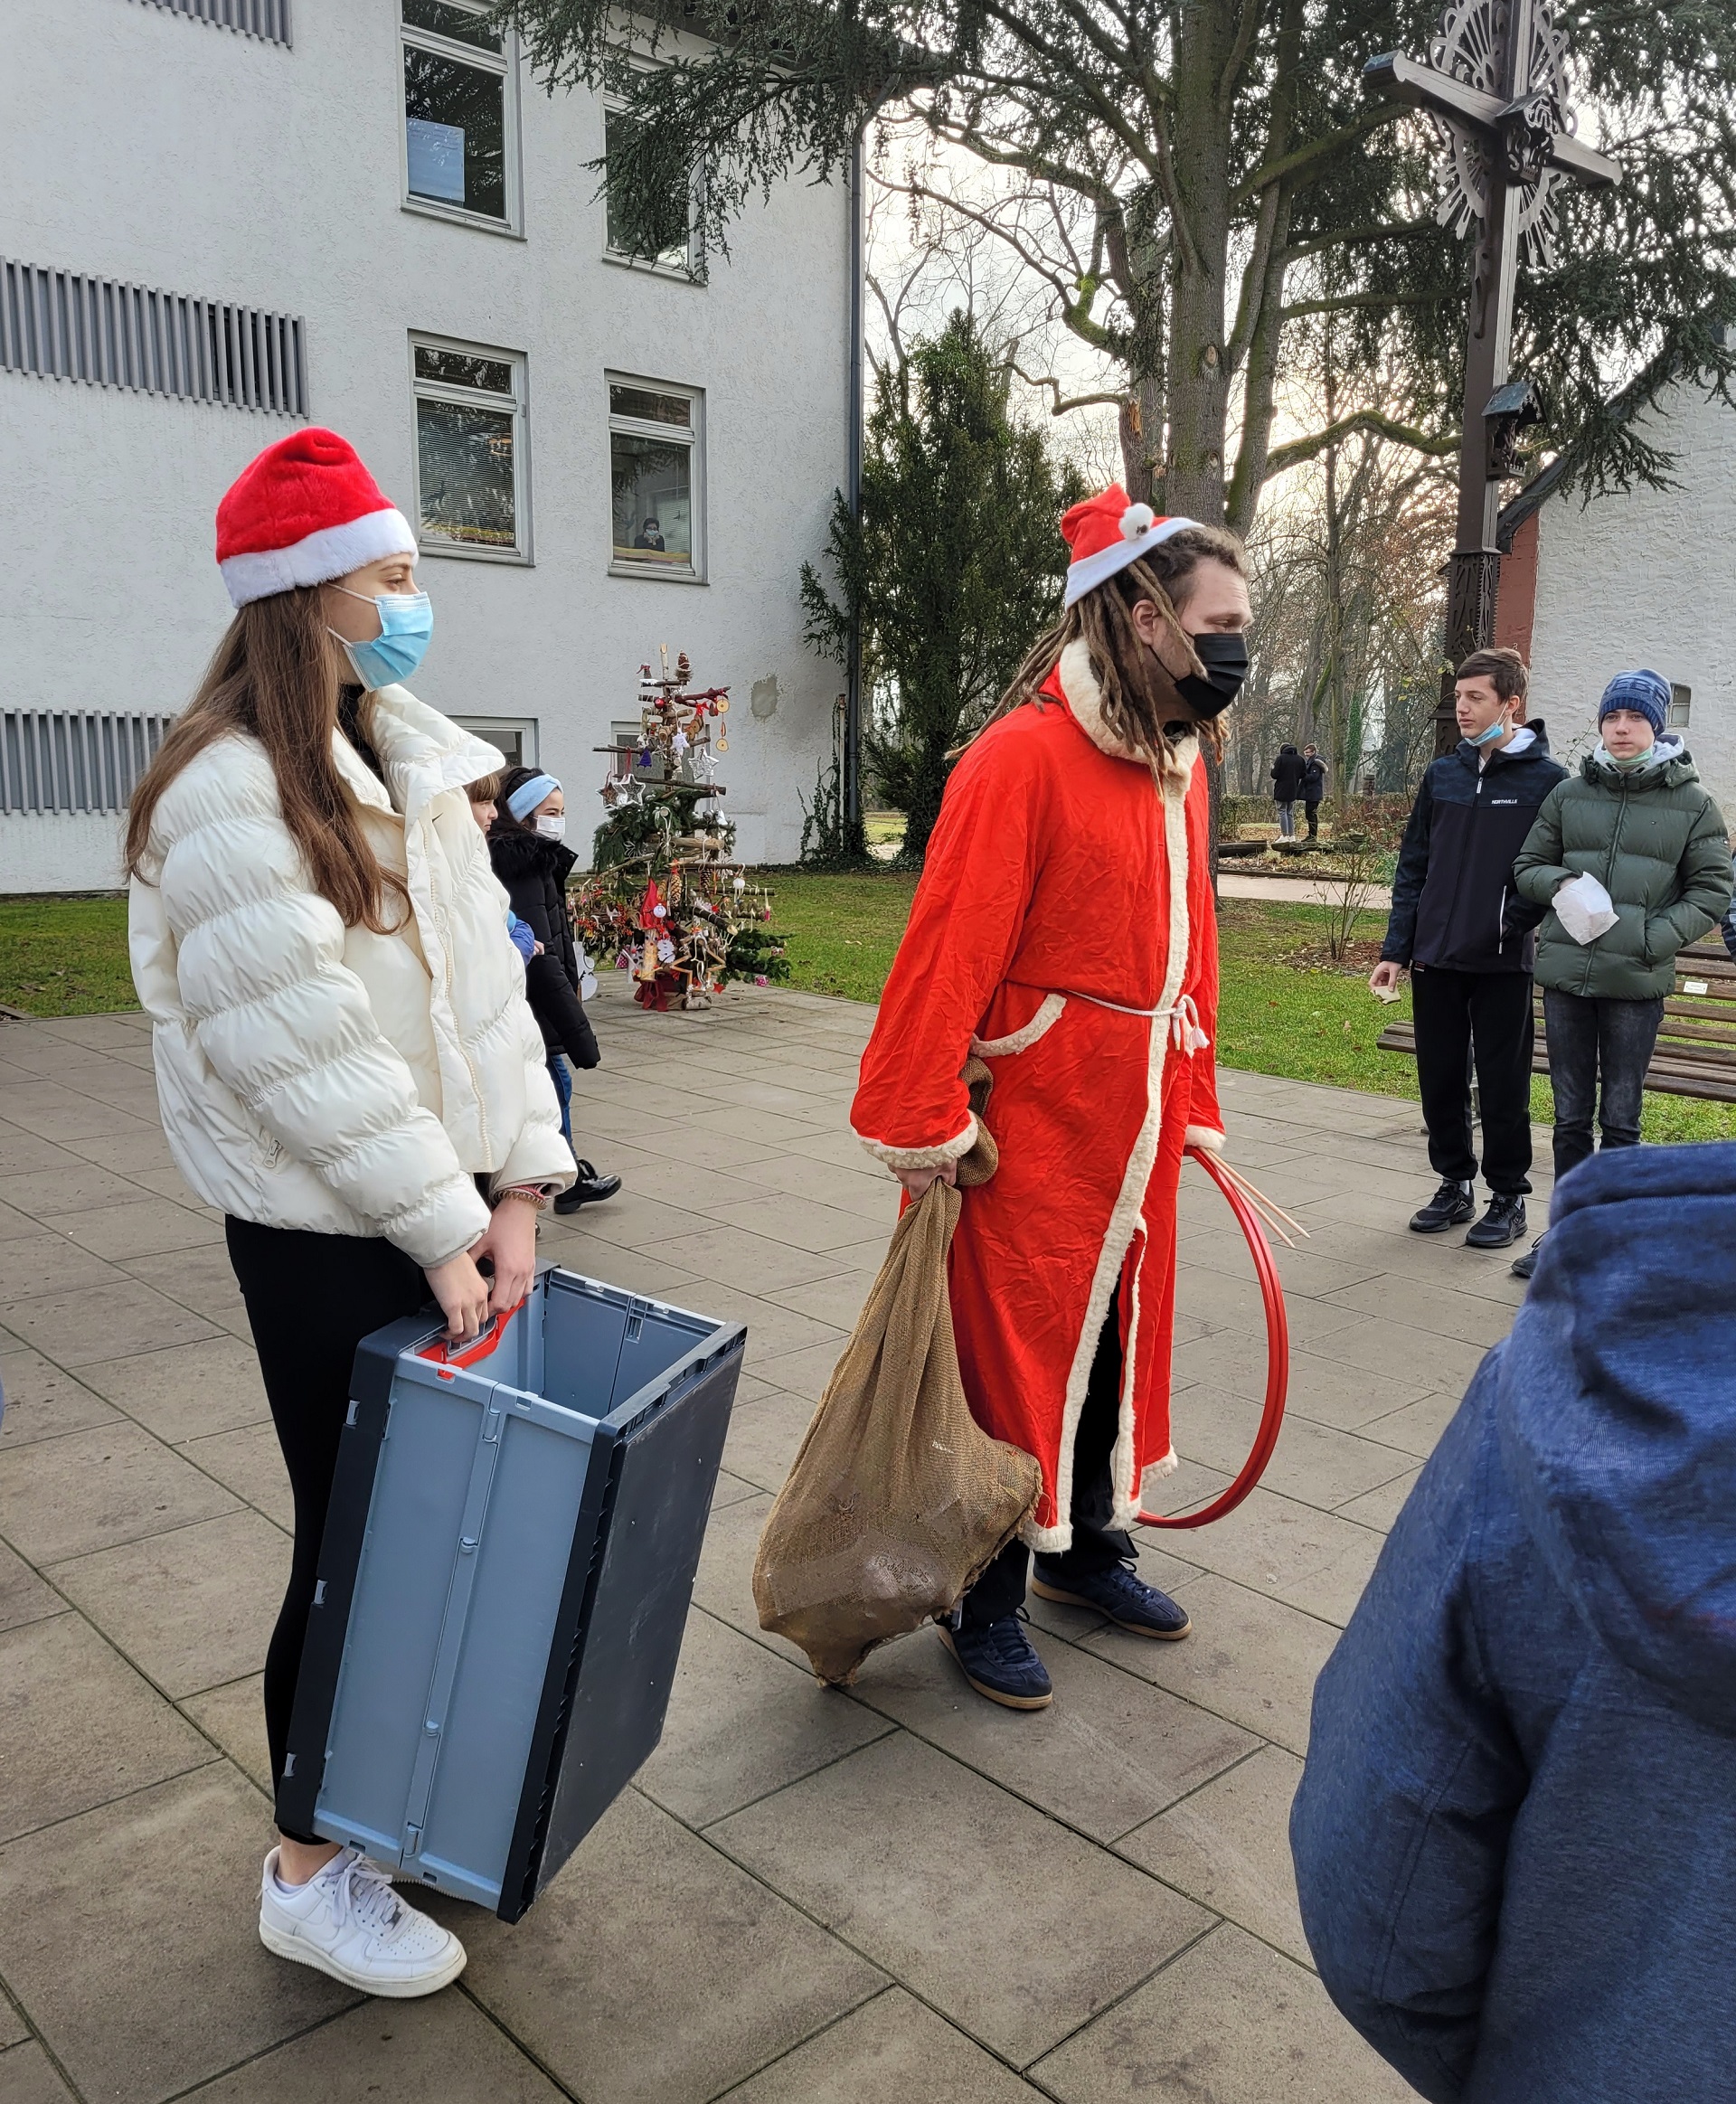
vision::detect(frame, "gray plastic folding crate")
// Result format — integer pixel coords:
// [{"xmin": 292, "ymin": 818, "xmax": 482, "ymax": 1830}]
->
[{"xmin": 278, "ymin": 1263, "xmax": 745, "ymax": 1922}]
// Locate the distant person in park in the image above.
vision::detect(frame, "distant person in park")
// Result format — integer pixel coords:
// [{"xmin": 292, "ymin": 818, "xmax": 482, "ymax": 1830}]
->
[
  {"xmin": 852, "ymin": 488, "xmax": 1251, "ymax": 1711},
  {"xmin": 1271, "ymin": 741, "xmax": 1306, "ymax": 839},
  {"xmin": 487, "ymin": 766, "xmax": 620, "ymax": 1213},
  {"xmin": 1369, "ymin": 648, "xmax": 1566, "ymax": 1250},
  {"xmin": 1506, "ymin": 669, "xmax": 1731, "ymax": 1279},
  {"xmin": 1300, "ymin": 743, "xmax": 1326, "ymax": 839},
  {"xmin": 1290, "ymin": 1141, "xmax": 1736, "ymax": 2104},
  {"xmin": 126, "ymin": 428, "xmax": 574, "ymax": 1995}
]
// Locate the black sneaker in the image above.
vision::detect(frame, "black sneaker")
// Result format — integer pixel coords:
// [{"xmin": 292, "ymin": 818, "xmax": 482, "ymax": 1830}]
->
[
  {"xmin": 1410, "ymin": 1178, "xmax": 1475, "ymax": 1234},
  {"xmin": 552, "ymin": 1159, "xmax": 622, "ymax": 1214},
  {"xmin": 937, "ymin": 1612, "xmax": 1053, "ymax": 1710},
  {"xmin": 1511, "ymin": 1233, "xmax": 1545, "ymax": 1280},
  {"xmin": 1466, "ymin": 1194, "xmax": 1526, "ymax": 1250},
  {"xmin": 1031, "ymin": 1559, "xmax": 1191, "ymax": 1639}
]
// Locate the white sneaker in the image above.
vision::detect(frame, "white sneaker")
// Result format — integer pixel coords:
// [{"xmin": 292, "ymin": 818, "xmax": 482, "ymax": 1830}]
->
[{"xmin": 259, "ymin": 1845, "xmax": 467, "ymax": 1997}]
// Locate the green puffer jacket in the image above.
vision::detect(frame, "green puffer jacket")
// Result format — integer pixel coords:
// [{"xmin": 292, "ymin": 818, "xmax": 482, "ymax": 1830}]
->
[{"xmin": 1512, "ymin": 740, "xmax": 1733, "ymax": 999}]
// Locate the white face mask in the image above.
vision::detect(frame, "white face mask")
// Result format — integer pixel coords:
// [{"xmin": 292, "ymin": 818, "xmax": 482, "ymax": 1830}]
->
[{"xmin": 535, "ymin": 815, "xmax": 567, "ymax": 843}]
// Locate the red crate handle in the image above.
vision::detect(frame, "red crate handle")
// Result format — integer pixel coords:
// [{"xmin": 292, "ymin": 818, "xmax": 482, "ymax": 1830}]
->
[
  {"xmin": 418, "ymin": 1297, "xmax": 526, "ymax": 1373},
  {"xmin": 1135, "ymin": 1145, "xmax": 1289, "ymax": 1530}
]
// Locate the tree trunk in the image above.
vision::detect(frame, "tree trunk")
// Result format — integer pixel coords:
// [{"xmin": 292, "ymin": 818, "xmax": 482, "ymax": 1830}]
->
[
  {"xmin": 1164, "ymin": 2, "xmax": 1237, "ymax": 525},
  {"xmin": 1118, "ymin": 370, "xmax": 1165, "ymax": 504}
]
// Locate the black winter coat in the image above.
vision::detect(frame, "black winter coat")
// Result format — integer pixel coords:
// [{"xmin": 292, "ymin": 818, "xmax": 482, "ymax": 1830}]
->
[
  {"xmin": 1300, "ymin": 755, "xmax": 1326, "ymax": 804},
  {"xmin": 1382, "ymin": 725, "xmax": 1569, "ymax": 976},
  {"xmin": 488, "ymin": 827, "xmax": 600, "ymax": 1069},
  {"xmin": 1271, "ymin": 747, "xmax": 1307, "ymax": 801}
]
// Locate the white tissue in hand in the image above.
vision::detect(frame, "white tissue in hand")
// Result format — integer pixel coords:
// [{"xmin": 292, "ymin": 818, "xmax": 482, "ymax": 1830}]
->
[{"xmin": 1553, "ymin": 872, "xmax": 1619, "ymax": 945}]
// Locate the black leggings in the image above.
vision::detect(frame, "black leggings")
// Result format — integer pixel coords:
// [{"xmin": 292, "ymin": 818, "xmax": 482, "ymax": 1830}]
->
[
  {"xmin": 962, "ymin": 1311, "xmax": 1133, "ymax": 1627},
  {"xmin": 225, "ymin": 1218, "xmax": 428, "ymax": 1837}
]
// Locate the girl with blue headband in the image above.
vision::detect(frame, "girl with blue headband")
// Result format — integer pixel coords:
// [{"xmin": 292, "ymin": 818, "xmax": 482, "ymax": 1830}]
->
[{"xmin": 489, "ymin": 765, "xmax": 621, "ymax": 1213}]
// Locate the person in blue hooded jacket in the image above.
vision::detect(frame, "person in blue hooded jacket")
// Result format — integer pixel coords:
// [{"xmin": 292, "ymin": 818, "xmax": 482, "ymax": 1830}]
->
[{"xmin": 1289, "ymin": 1142, "xmax": 1736, "ymax": 2104}]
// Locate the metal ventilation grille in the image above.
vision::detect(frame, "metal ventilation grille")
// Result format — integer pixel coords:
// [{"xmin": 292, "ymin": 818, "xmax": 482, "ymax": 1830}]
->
[
  {"xmin": 0, "ymin": 259, "xmax": 307, "ymax": 416},
  {"xmin": 134, "ymin": 0, "xmax": 292, "ymax": 42},
  {"xmin": 1, "ymin": 712, "xmax": 174, "ymax": 816}
]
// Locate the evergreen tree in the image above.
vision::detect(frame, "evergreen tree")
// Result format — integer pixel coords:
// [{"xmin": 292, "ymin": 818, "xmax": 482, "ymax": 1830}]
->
[
  {"xmin": 500, "ymin": 0, "xmax": 1735, "ymax": 532},
  {"xmin": 801, "ymin": 313, "xmax": 1084, "ymax": 862}
]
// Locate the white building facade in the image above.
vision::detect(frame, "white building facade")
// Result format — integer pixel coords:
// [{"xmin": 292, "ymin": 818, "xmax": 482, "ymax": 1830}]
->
[
  {"xmin": 0, "ymin": 0, "xmax": 850, "ymax": 892},
  {"xmin": 1498, "ymin": 371, "xmax": 1736, "ymax": 817}
]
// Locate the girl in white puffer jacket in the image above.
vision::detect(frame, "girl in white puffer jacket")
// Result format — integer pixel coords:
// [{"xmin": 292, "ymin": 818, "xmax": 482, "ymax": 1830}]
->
[{"xmin": 127, "ymin": 428, "xmax": 573, "ymax": 1998}]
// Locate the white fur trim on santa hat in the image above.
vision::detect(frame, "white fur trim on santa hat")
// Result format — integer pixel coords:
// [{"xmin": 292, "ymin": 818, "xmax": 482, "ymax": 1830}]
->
[
  {"xmin": 1063, "ymin": 514, "xmax": 1200, "ymax": 609},
  {"xmin": 219, "ymin": 506, "xmax": 418, "ymax": 608}
]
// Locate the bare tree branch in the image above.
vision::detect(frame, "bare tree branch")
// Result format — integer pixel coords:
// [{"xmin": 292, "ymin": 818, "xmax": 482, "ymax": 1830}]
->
[
  {"xmin": 1009, "ymin": 360, "xmax": 1128, "ymax": 415},
  {"xmin": 1264, "ymin": 411, "xmax": 1458, "ymax": 481}
]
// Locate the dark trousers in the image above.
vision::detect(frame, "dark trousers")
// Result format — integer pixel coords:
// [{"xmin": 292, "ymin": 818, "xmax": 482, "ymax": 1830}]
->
[
  {"xmin": 1543, "ymin": 988, "xmax": 1664, "ymax": 1182},
  {"xmin": 1411, "ymin": 966, "xmax": 1534, "ymax": 1195},
  {"xmin": 225, "ymin": 1218, "xmax": 428, "ymax": 1839},
  {"xmin": 962, "ymin": 1312, "xmax": 1131, "ymax": 1628},
  {"xmin": 1303, "ymin": 799, "xmax": 1321, "ymax": 839}
]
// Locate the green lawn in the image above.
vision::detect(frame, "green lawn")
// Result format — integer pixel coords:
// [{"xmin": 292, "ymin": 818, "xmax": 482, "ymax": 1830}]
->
[
  {"xmin": 7, "ymin": 877, "xmax": 1734, "ymax": 1145},
  {"xmin": 0, "ymin": 895, "xmax": 135, "ymax": 1017}
]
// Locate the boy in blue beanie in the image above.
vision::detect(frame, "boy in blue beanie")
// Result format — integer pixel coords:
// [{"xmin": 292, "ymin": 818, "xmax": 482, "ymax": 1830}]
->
[{"xmin": 1508, "ymin": 669, "xmax": 1731, "ymax": 1278}]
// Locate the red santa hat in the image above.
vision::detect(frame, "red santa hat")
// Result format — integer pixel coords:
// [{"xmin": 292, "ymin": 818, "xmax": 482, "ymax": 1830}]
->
[
  {"xmin": 1061, "ymin": 486, "xmax": 1202, "ymax": 609},
  {"xmin": 215, "ymin": 428, "xmax": 417, "ymax": 607}
]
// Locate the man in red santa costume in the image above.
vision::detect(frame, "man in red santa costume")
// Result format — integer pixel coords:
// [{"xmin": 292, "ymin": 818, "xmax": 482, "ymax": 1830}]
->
[{"xmin": 851, "ymin": 488, "xmax": 1252, "ymax": 1710}]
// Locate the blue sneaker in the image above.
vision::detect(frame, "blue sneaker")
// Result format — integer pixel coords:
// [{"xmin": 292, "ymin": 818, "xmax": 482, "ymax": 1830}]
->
[
  {"xmin": 1031, "ymin": 1560, "xmax": 1192, "ymax": 1639},
  {"xmin": 937, "ymin": 1612, "xmax": 1053, "ymax": 1710}
]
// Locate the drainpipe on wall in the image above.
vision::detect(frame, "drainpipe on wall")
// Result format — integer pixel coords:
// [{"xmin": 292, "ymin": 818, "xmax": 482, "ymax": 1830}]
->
[{"xmin": 843, "ymin": 117, "xmax": 867, "ymax": 844}]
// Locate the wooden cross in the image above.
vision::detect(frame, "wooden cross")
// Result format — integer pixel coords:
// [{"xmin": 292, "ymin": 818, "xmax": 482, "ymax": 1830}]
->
[{"xmin": 1365, "ymin": 1, "xmax": 1619, "ymax": 752}]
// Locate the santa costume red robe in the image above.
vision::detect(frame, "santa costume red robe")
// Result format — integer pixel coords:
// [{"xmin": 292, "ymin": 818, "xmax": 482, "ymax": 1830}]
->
[{"xmin": 850, "ymin": 639, "xmax": 1223, "ymax": 1552}]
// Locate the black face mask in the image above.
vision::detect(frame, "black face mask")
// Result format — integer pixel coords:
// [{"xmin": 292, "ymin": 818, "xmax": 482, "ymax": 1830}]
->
[{"xmin": 1174, "ymin": 630, "xmax": 1250, "ymax": 718}]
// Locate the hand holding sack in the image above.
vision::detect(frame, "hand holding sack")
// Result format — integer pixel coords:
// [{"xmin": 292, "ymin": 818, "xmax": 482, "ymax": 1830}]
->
[{"xmin": 751, "ymin": 1065, "xmax": 1041, "ymax": 1685}]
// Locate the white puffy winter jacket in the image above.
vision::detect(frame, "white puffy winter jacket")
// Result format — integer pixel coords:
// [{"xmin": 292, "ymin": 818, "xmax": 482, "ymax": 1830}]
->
[{"xmin": 129, "ymin": 684, "xmax": 574, "ymax": 1269}]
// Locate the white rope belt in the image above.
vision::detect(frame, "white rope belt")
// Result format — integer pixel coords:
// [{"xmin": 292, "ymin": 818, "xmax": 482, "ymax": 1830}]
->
[
  {"xmin": 1064, "ymin": 988, "xmax": 1212, "ymax": 1052},
  {"xmin": 973, "ymin": 989, "xmax": 1211, "ymax": 1060}
]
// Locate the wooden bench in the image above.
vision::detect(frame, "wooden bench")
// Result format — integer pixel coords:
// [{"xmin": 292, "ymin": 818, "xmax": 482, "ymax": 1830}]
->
[{"xmin": 1375, "ymin": 939, "xmax": 1736, "ymax": 1103}]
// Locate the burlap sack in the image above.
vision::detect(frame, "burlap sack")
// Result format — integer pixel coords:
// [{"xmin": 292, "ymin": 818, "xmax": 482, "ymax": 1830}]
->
[{"xmin": 751, "ymin": 1063, "xmax": 1042, "ymax": 1685}]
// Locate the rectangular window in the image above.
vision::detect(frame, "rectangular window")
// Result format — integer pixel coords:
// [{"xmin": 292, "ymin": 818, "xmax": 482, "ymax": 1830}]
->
[
  {"xmin": 1668, "ymin": 684, "xmax": 1692, "ymax": 730},
  {"xmin": 452, "ymin": 717, "xmax": 537, "ymax": 770},
  {"xmin": 609, "ymin": 379, "xmax": 702, "ymax": 580},
  {"xmin": 401, "ymin": 0, "xmax": 519, "ymax": 233},
  {"xmin": 410, "ymin": 335, "xmax": 529, "ymax": 561},
  {"xmin": 603, "ymin": 107, "xmax": 694, "ymax": 275}
]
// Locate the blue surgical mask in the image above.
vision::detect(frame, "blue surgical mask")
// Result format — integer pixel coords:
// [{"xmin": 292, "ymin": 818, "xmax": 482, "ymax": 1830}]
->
[
  {"xmin": 328, "ymin": 585, "xmax": 433, "ymax": 690},
  {"xmin": 1466, "ymin": 716, "xmax": 1508, "ymax": 748}
]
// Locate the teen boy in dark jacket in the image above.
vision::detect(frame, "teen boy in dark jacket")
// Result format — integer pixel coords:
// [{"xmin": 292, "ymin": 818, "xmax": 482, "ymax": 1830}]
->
[
  {"xmin": 1369, "ymin": 649, "xmax": 1567, "ymax": 1248},
  {"xmin": 1290, "ymin": 1142, "xmax": 1736, "ymax": 2104}
]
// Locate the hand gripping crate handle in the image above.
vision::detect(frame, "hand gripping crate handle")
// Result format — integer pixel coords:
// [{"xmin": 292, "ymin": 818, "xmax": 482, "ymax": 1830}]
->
[
  {"xmin": 1136, "ymin": 1145, "xmax": 1289, "ymax": 1530},
  {"xmin": 418, "ymin": 1297, "xmax": 527, "ymax": 1372}
]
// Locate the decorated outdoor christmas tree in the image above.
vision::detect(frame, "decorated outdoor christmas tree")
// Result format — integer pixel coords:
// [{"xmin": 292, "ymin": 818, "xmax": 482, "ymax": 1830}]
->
[{"xmin": 568, "ymin": 647, "xmax": 789, "ymax": 1012}]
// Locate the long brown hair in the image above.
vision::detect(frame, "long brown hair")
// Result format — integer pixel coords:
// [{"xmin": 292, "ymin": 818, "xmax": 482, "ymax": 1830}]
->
[
  {"xmin": 126, "ymin": 587, "xmax": 408, "ymax": 933},
  {"xmin": 984, "ymin": 524, "xmax": 1249, "ymax": 778}
]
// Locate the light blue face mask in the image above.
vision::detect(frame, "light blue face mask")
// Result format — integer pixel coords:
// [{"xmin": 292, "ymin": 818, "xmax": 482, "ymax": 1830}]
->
[
  {"xmin": 328, "ymin": 584, "xmax": 433, "ymax": 690},
  {"xmin": 1466, "ymin": 716, "xmax": 1508, "ymax": 748}
]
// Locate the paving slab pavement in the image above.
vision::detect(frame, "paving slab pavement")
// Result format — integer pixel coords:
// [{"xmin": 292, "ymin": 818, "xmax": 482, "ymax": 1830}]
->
[{"xmin": 0, "ymin": 979, "xmax": 1549, "ymax": 2102}]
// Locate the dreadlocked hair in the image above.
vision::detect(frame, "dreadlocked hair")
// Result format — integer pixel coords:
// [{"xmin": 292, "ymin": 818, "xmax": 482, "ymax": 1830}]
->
[{"xmin": 980, "ymin": 524, "xmax": 1248, "ymax": 781}]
